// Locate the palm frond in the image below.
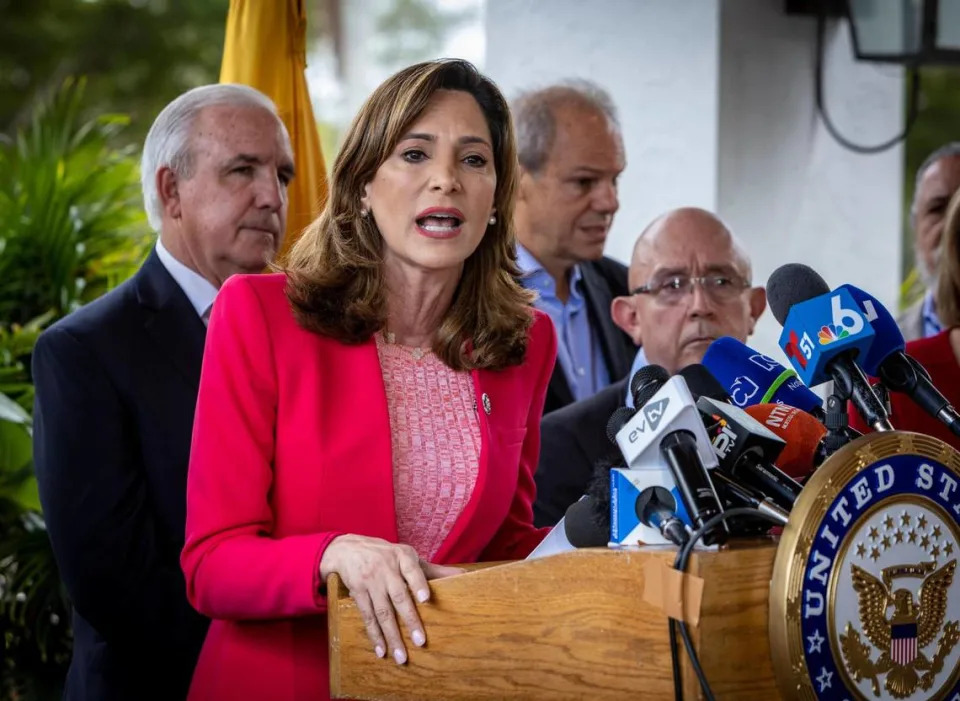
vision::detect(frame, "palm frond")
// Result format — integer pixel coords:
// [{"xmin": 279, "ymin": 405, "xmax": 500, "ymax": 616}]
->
[{"xmin": 0, "ymin": 77, "xmax": 151, "ymax": 325}]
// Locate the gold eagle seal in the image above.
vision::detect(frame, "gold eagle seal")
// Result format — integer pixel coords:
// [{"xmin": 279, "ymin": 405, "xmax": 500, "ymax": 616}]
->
[
  {"xmin": 840, "ymin": 559, "xmax": 959, "ymax": 697},
  {"xmin": 769, "ymin": 431, "xmax": 960, "ymax": 699}
]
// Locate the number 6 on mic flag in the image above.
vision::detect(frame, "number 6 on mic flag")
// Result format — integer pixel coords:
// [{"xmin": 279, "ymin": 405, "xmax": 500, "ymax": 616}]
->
[{"xmin": 777, "ymin": 287, "xmax": 875, "ymax": 387}]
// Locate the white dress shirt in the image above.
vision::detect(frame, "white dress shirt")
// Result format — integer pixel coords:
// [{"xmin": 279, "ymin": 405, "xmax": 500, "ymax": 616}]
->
[{"xmin": 154, "ymin": 239, "xmax": 218, "ymax": 324}]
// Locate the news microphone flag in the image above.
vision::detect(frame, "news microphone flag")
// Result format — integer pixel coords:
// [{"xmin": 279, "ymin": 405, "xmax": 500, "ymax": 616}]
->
[
  {"xmin": 833, "ymin": 284, "xmax": 905, "ymax": 377},
  {"xmin": 701, "ymin": 337, "xmax": 823, "ymax": 415},
  {"xmin": 614, "ymin": 375, "xmax": 719, "ymax": 471},
  {"xmin": 610, "ymin": 375, "xmax": 721, "ymax": 546},
  {"xmin": 609, "ymin": 468, "xmax": 691, "ymax": 546},
  {"xmin": 777, "ymin": 287, "xmax": 876, "ymax": 387}
]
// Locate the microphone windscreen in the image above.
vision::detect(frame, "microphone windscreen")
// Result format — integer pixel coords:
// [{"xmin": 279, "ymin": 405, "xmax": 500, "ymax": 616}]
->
[
  {"xmin": 744, "ymin": 403, "xmax": 827, "ymax": 480},
  {"xmin": 606, "ymin": 407, "xmax": 636, "ymax": 444},
  {"xmin": 678, "ymin": 363, "xmax": 730, "ymax": 402},
  {"xmin": 563, "ymin": 497, "xmax": 609, "ymax": 547},
  {"xmin": 702, "ymin": 336, "xmax": 823, "ymax": 415},
  {"xmin": 630, "ymin": 365, "xmax": 669, "ymax": 407},
  {"xmin": 634, "ymin": 381, "xmax": 663, "ymax": 410},
  {"xmin": 766, "ymin": 263, "xmax": 830, "ymax": 325},
  {"xmin": 585, "ymin": 453, "xmax": 620, "ymax": 508}
]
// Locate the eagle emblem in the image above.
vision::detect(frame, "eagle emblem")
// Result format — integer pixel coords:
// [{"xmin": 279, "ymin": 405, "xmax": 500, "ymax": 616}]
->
[{"xmin": 840, "ymin": 558, "xmax": 960, "ymax": 698}]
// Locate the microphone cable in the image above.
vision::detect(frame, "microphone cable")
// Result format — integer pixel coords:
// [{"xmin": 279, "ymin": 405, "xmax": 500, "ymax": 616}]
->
[{"xmin": 668, "ymin": 507, "xmax": 786, "ymax": 701}]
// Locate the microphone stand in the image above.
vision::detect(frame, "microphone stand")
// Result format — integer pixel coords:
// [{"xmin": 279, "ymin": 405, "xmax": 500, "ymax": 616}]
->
[{"xmin": 820, "ymin": 393, "xmax": 852, "ymax": 462}]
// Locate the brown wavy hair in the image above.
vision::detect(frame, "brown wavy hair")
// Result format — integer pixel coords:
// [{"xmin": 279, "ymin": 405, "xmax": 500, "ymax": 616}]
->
[
  {"xmin": 935, "ymin": 187, "xmax": 960, "ymax": 328},
  {"xmin": 283, "ymin": 59, "xmax": 534, "ymax": 370}
]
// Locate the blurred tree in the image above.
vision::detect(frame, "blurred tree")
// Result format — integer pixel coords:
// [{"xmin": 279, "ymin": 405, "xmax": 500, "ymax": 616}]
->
[
  {"xmin": 0, "ymin": 0, "xmax": 475, "ymax": 153},
  {"xmin": 373, "ymin": 0, "xmax": 474, "ymax": 67},
  {"xmin": 305, "ymin": 0, "xmax": 477, "ymax": 158},
  {"xmin": 0, "ymin": 0, "xmax": 229, "ymax": 144},
  {"xmin": 905, "ymin": 69, "xmax": 960, "ymax": 206}
]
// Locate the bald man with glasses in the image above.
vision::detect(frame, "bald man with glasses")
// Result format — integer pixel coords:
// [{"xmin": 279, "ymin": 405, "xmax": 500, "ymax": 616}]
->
[{"xmin": 532, "ymin": 208, "xmax": 766, "ymax": 526}]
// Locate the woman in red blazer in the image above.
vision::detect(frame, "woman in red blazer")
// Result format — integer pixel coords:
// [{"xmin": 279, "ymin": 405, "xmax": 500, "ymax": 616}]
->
[{"xmin": 180, "ymin": 59, "xmax": 555, "ymax": 700}]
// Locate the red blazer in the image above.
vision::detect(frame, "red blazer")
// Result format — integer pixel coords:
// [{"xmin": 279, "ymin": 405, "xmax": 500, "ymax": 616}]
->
[
  {"xmin": 180, "ymin": 273, "xmax": 555, "ymax": 701},
  {"xmin": 850, "ymin": 329, "xmax": 960, "ymax": 452}
]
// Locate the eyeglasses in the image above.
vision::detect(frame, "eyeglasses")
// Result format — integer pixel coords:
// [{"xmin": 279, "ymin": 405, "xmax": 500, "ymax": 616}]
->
[{"xmin": 631, "ymin": 274, "xmax": 750, "ymax": 305}]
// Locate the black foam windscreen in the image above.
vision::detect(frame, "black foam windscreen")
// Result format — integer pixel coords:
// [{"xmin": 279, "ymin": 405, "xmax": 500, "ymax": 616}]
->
[
  {"xmin": 585, "ymin": 449, "xmax": 626, "ymax": 539},
  {"xmin": 630, "ymin": 364, "xmax": 669, "ymax": 408},
  {"xmin": 634, "ymin": 381, "xmax": 664, "ymax": 410},
  {"xmin": 766, "ymin": 263, "xmax": 831, "ymax": 325},
  {"xmin": 605, "ymin": 407, "xmax": 636, "ymax": 444},
  {"xmin": 563, "ymin": 496, "xmax": 609, "ymax": 548}
]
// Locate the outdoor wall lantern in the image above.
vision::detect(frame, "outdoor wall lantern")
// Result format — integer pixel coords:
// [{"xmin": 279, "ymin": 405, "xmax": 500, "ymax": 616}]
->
[{"xmin": 846, "ymin": 0, "xmax": 960, "ymax": 65}]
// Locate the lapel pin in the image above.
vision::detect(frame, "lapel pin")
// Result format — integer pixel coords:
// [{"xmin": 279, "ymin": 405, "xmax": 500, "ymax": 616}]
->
[{"xmin": 482, "ymin": 393, "xmax": 492, "ymax": 415}]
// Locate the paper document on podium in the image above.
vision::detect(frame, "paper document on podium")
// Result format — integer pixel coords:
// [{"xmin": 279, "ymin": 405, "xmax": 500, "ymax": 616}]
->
[{"xmin": 526, "ymin": 516, "xmax": 575, "ymax": 560}]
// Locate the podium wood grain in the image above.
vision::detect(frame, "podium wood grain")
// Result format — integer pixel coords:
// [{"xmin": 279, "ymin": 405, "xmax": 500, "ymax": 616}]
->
[{"xmin": 328, "ymin": 542, "xmax": 780, "ymax": 700}]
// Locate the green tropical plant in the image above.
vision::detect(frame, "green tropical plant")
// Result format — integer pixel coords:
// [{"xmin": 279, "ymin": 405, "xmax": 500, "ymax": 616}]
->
[
  {"xmin": 0, "ymin": 77, "xmax": 151, "ymax": 326},
  {"xmin": 0, "ymin": 78, "xmax": 152, "ymax": 700},
  {"xmin": 0, "ymin": 317, "xmax": 70, "ymax": 701}
]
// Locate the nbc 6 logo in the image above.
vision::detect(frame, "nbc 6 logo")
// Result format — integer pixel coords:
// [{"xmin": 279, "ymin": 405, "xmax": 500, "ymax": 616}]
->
[
  {"xmin": 859, "ymin": 298, "xmax": 879, "ymax": 323},
  {"xmin": 831, "ymin": 294, "xmax": 865, "ymax": 335}
]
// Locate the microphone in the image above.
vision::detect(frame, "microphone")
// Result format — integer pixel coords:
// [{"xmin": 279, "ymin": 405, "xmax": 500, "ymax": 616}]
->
[
  {"xmin": 675, "ymin": 364, "xmax": 793, "ymax": 529},
  {"xmin": 677, "ymin": 363, "xmax": 731, "ymax": 403},
  {"xmin": 744, "ymin": 403, "xmax": 831, "ymax": 478},
  {"xmin": 615, "ymin": 373, "xmax": 726, "ymax": 545},
  {"xmin": 702, "ymin": 336, "xmax": 824, "ymax": 417},
  {"xmin": 832, "ymin": 284, "xmax": 902, "ymax": 377},
  {"xmin": 562, "ymin": 366, "xmax": 714, "ymax": 551},
  {"xmin": 562, "ymin": 496, "xmax": 609, "ymax": 548},
  {"xmin": 907, "ymin": 353, "xmax": 932, "ymax": 382},
  {"xmin": 630, "ymin": 364, "xmax": 670, "ymax": 409},
  {"xmin": 837, "ymin": 284, "xmax": 960, "ymax": 438},
  {"xmin": 634, "ymin": 486, "xmax": 689, "ymax": 546},
  {"xmin": 568, "ymin": 443, "xmax": 691, "ymax": 549},
  {"xmin": 606, "ymin": 407, "xmax": 636, "ymax": 444},
  {"xmin": 614, "ymin": 373, "xmax": 720, "ymax": 471},
  {"xmin": 709, "ymin": 469, "xmax": 789, "ymax": 526},
  {"xmin": 656, "ymin": 430, "xmax": 725, "ymax": 545},
  {"xmin": 696, "ymin": 396, "xmax": 803, "ymax": 510},
  {"xmin": 767, "ymin": 264, "xmax": 893, "ymax": 432},
  {"xmin": 531, "ymin": 465, "xmax": 622, "ymax": 557}
]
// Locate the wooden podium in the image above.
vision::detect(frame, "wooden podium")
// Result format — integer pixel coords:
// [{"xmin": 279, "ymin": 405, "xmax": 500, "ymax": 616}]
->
[{"xmin": 328, "ymin": 541, "xmax": 780, "ymax": 700}]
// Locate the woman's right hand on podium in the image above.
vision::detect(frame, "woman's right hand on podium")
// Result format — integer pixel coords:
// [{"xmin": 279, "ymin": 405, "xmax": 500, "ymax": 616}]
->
[{"xmin": 319, "ymin": 534, "xmax": 463, "ymax": 665}]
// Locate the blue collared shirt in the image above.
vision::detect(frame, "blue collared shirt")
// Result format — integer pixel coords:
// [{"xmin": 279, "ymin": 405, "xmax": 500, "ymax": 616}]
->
[
  {"xmin": 922, "ymin": 290, "xmax": 943, "ymax": 338},
  {"xmin": 516, "ymin": 244, "xmax": 609, "ymax": 402},
  {"xmin": 624, "ymin": 347, "xmax": 649, "ymax": 408},
  {"xmin": 155, "ymin": 239, "xmax": 218, "ymax": 324}
]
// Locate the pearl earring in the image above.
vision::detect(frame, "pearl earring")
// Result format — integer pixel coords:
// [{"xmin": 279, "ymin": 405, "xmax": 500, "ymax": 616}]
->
[
  {"xmin": 488, "ymin": 215, "xmax": 497, "ymax": 226},
  {"xmin": 360, "ymin": 207, "xmax": 369, "ymax": 218}
]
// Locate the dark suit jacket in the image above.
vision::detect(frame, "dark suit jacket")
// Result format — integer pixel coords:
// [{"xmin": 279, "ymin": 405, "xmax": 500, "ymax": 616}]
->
[
  {"xmin": 534, "ymin": 377, "xmax": 628, "ymax": 527},
  {"xmin": 542, "ymin": 256, "xmax": 635, "ymax": 415},
  {"xmin": 32, "ymin": 250, "xmax": 209, "ymax": 701}
]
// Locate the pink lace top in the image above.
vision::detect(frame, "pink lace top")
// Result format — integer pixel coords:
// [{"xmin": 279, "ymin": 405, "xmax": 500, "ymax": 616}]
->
[{"xmin": 375, "ymin": 332, "xmax": 481, "ymax": 560}]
